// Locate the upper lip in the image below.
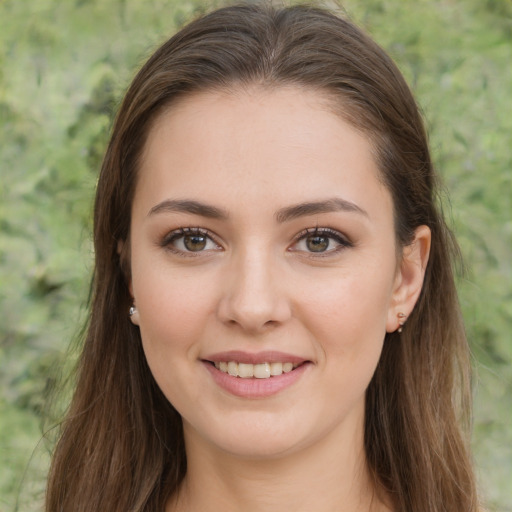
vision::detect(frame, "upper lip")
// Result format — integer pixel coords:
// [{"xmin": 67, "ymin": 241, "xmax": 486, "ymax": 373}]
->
[{"xmin": 203, "ymin": 350, "xmax": 309, "ymax": 365}]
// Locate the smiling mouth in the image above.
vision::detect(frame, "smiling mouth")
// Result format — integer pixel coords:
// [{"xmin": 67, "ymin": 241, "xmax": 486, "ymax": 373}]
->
[{"xmin": 210, "ymin": 361, "xmax": 303, "ymax": 379}]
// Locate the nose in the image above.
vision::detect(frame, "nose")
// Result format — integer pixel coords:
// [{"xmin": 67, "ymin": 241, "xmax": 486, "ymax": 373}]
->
[{"xmin": 216, "ymin": 247, "xmax": 292, "ymax": 333}]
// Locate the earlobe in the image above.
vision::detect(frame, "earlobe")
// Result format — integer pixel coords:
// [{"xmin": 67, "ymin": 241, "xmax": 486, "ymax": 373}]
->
[
  {"xmin": 129, "ymin": 305, "xmax": 140, "ymax": 326},
  {"xmin": 119, "ymin": 240, "xmax": 137, "ymax": 324},
  {"xmin": 386, "ymin": 225, "xmax": 431, "ymax": 333}
]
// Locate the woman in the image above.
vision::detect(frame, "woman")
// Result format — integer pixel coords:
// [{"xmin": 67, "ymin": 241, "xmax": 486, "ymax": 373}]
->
[{"xmin": 46, "ymin": 3, "xmax": 479, "ymax": 511}]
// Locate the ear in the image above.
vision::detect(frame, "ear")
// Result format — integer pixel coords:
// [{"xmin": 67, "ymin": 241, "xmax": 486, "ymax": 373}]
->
[
  {"xmin": 118, "ymin": 239, "xmax": 139, "ymax": 326},
  {"xmin": 386, "ymin": 225, "xmax": 431, "ymax": 333},
  {"xmin": 117, "ymin": 239, "xmax": 134, "ymax": 297}
]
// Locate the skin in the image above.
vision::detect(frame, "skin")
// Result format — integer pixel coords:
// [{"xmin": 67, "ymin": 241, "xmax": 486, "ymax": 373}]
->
[{"xmin": 127, "ymin": 86, "xmax": 431, "ymax": 512}]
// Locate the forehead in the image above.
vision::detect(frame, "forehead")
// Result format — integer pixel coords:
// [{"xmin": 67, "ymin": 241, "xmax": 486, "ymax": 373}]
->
[{"xmin": 134, "ymin": 86, "xmax": 391, "ymax": 221}]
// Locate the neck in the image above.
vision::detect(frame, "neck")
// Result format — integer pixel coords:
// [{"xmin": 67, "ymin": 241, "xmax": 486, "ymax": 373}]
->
[{"xmin": 167, "ymin": 417, "xmax": 391, "ymax": 512}]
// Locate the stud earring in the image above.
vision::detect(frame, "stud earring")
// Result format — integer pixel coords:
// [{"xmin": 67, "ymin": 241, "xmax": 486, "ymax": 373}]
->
[
  {"xmin": 397, "ymin": 312, "xmax": 407, "ymax": 333},
  {"xmin": 129, "ymin": 304, "xmax": 140, "ymax": 326}
]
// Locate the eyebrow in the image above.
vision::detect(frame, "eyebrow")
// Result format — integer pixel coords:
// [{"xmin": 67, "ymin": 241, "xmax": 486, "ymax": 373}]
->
[
  {"xmin": 148, "ymin": 199, "xmax": 229, "ymax": 219},
  {"xmin": 275, "ymin": 198, "xmax": 368, "ymax": 223},
  {"xmin": 147, "ymin": 197, "xmax": 368, "ymax": 222}
]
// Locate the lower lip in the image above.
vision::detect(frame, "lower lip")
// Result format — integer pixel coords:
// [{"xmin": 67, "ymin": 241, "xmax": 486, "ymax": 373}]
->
[{"xmin": 203, "ymin": 362, "xmax": 310, "ymax": 399}]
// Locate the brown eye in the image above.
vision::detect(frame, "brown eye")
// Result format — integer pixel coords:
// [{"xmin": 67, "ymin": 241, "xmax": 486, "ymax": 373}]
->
[
  {"xmin": 163, "ymin": 228, "xmax": 221, "ymax": 254},
  {"xmin": 290, "ymin": 228, "xmax": 353, "ymax": 255},
  {"xmin": 183, "ymin": 234, "xmax": 207, "ymax": 251},
  {"xmin": 306, "ymin": 235, "xmax": 330, "ymax": 252}
]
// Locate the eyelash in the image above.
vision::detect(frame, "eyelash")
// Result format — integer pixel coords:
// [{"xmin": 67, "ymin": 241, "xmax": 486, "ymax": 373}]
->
[
  {"xmin": 291, "ymin": 227, "xmax": 353, "ymax": 256},
  {"xmin": 160, "ymin": 227, "xmax": 221, "ymax": 256},
  {"xmin": 160, "ymin": 226, "xmax": 353, "ymax": 256}
]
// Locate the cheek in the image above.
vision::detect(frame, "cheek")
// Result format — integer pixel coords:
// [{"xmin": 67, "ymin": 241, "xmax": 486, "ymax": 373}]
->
[
  {"xmin": 294, "ymin": 265, "xmax": 393, "ymax": 368},
  {"xmin": 133, "ymin": 272, "xmax": 219, "ymax": 408},
  {"xmin": 131, "ymin": 257, "xmax": 220, "ymax": 361},
  {"xmin": 298, "ymin": 267, "xmax": 392, "ymax": 331}
]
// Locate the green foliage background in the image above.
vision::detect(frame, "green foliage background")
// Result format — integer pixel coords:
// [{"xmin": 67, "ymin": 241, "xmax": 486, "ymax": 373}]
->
[{"xmin": 0, "ymin": 0, "xmax": 510, "ymax": 510}]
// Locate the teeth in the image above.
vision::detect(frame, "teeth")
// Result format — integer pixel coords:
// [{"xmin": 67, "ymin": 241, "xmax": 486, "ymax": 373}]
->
[
  {"xmin": 270, "ymin": 362, "xmax": 282, "ymax": 376},
  {"xmin": 283, "ymin": 362, "xmax": 294, "ymax": 373},
  {"xmin": 253, "ymin": 363, "xmax": 271, "ymax": 379},
  {"xmin": 238, "ymin": 363, "xmax": 254, "ymax": 378},
  {"xmin": 214, "ymin": 361, "xmax": 301, "ymax": 379},
  {"xmin": 227, "ymin": 361, "xmax": 238, "ymax": 377}
]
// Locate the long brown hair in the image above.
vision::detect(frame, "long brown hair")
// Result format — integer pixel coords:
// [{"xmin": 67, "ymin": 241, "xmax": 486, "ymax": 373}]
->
[{"xmin": 46, "ymin": 4, "xmax": 478, "ymax": 511}]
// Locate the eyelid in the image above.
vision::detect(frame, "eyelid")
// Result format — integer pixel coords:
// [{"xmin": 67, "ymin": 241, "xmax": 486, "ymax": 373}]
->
[
  {"xmin": 289, "ymin": 227, "xmax": 353, "ymax": 254},
  {"xmin": 159, "ymin": 226, "xmax": 352, "ymax": 256},
  {"xmin": 160, "ymin": 227, "xmax": 223, "ymax": 255}
]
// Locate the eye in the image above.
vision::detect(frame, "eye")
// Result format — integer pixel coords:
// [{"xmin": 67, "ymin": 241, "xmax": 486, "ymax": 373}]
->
[
  {"xmin": 290, "ymin": 228, "xmax": 352, "ymax": 254},
  {"xmin": 162, "ymin": 228, "xmax": 221, "ymax": 254}
]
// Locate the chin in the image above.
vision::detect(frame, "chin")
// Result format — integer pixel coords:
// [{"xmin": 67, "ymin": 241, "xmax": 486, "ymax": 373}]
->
[
  {"xmin": 184, "ymin": 411, "xmax": 328, "ymax": 461},
  {"xmin": 214, "ymin": 433, "xmax": 306, "ymax": 460}
]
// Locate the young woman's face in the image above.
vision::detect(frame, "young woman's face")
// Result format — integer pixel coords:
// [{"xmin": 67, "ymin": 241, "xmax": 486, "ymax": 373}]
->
[{"xmin": 129, "ymin": 87, "xmax": 414, "ymax": 459}]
